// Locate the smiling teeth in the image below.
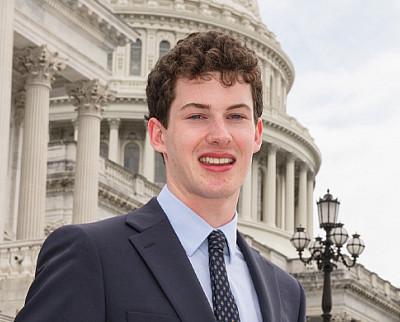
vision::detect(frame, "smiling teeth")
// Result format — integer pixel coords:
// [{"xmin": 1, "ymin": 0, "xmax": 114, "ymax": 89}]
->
[{"xmin": 199, "ymin": 157, "xmax": 234, "ymax": 165}]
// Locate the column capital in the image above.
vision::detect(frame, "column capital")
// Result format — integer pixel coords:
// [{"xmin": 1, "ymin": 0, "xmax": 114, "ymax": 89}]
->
[
  {"xmin": 285, "ymin": 152, "xmax": 296, "ymax": 163},
  {"xmin": 299, "ymin": 162, "xmax": 309, "ymax": 172},
  {"xmin": 66, "ymin": 80, "xmax": 115, "ymax": 117},
  {"xmin": 14, "ymin": 45, "xmax": 66, "ymax": 84},
  {"xmin": 267, "ymin": 143, "xmax": 278, "ymax": 154},
  {"xmin": 108, "ymin": 118, "xmax": 121, "ymax": 129}
]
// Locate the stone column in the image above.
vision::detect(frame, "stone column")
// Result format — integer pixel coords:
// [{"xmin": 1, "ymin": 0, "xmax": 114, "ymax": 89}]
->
[
  {"xmin": 0, "ymin": 0, "xmax": 15, "ymax": 241},
  {"xmin": 14, "ymin": 46, "xmax": 65, "ymax": 240},
  {"xmin": 108, "ymin": 118, "xmax": 120, "ymax": 163},
  {"xmin": 282, "ymin": 82, "xmax": 287, "ymax": 112},
  {"xmin": 276, "ymin": 172, "xmax": 282, "ymax": 228},
  {"xmin": 285, "ymin": 154, "xmax": 295, "ymax": 232},
  {"xmin": 72, "ymin": 119, "xmax": 78, "ymax": 141},
  {"xmin": 280, "ymin": 173, "xmax": 286, "ymax": 228},
  {"xmin": 142, "ymin": 122, "xmax": 155, "ymax": 181},
  {"xmin": 269, "ymin": 69, "xmax": 275, "ymax": 109},
  {"xmin": 8, "ymin": 92, "xmax": 25, "ymax": 237},
  {"xmin": 239, "ymin": 166, "xmax": 252, "ymax": 220},
  {"xmin": 264, "ymin": 144, "xmax": 277, "ymax": 226},
  {"xmin": 276, "ymin": 73, "xmax": 282, "ymax": 110},
  {"xmin": 251, "ymin": 158, "xmax": 258, "ymax": 221},
  {"xmin": 67, "ymin": 80, "xmax": 114, "ymax": 224},
  {"xmin": 261, "ymin": 165, "xmax": 267, "ymax": 221},
  {"xmin": 298, "ymin": 163, "xmax": 308, "ymax": 228},
  {"xmin": 307, "ymin": 172, "xmax": 315, "ymax": 237}
]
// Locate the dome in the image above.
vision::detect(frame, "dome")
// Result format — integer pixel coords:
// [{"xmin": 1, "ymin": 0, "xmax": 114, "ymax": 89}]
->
[{"xmin": 208, "ymin": 0, "xmax": 261, "ymax": 20}]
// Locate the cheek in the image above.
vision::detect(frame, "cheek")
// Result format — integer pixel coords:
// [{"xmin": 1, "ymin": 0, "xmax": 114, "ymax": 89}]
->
[{"xmin": 237, "ymin": 132, "xmax": 257, "ymax": 151}]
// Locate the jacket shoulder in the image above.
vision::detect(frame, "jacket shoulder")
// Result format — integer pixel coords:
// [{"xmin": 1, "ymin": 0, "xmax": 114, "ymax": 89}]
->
[{"xmin": 250, "ymin": 246, "xmax": 301, "ymax": 288}]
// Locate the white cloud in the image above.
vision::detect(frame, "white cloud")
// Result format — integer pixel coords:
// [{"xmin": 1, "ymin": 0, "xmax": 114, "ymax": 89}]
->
[
  {"xmin": 260, "ymin": 1, "xmax": 400, "ymax": 287},
  {"xmin": 289, "ymin": 50, "xmax": 400, "ymax": 128}
]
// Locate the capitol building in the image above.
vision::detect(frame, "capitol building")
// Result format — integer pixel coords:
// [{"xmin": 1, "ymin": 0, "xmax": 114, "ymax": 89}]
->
[{"xmin": 0, "ymin": 0, "xmax": 399, "ymax": 321}]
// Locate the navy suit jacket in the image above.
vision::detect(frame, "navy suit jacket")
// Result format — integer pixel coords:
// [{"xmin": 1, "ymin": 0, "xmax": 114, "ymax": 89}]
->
[{"xmin": 15, "ymin": 198, "xmax": 306, "ymax": 322}]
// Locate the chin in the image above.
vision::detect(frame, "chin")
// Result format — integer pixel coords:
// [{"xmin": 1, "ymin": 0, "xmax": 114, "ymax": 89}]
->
[{"xmin": 195, "ymin": 186, "xmax": 239, "ymax": 200}]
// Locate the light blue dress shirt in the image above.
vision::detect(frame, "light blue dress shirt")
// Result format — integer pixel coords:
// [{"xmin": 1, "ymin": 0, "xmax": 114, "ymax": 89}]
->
[{"xmin": 157, "ymin": 185, "xmax": 262, "ymax": 322}]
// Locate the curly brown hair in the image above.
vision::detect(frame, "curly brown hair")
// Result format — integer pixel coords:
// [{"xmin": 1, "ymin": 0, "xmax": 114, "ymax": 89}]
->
[{"xmin": 146, "ymin": 31, "xmax": 263, "ymax": 127}]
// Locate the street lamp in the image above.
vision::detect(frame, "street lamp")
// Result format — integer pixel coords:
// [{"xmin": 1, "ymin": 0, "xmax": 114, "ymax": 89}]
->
[{"xmin": 290, "ymin": 190, "xmax": 365, "ymax": 322}]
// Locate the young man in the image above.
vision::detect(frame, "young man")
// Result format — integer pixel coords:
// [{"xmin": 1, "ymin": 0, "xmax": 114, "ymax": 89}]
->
[{"xmin": 15, "ymin": 31, "xmax": 305, "ymax": 322}]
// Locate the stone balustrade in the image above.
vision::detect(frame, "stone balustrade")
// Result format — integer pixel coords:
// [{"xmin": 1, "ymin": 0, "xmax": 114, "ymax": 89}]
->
[
  {"xmin": 0, "ymin": 240, "xmax": 42, "ymax": 278},
  {"xmin": 0, "ymin": 313, "xmax": 13, "ymax": 322},
  {"xmin": 289, "ymin": 258, "xmax": 400, "ymax": 305},
  {"xmin": 100, "ymin": 158, "xmax": 160, "ymax": 203},
  {"xmin": 48, "ymin": 141, "xmax": 160, "ymax": 203},
  {"xmin": 132, "ymin": 173, "xmax": 160, "ymax": 199},
  {"xmin": 100, "ymin": 157, "xmax": 134, "ymax": 194}
]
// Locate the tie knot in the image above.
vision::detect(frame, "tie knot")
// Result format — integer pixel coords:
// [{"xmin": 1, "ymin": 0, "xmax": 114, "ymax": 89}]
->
[{"xmin": 208, "ymin": 230, "xmax": 227, "ymax": 252}]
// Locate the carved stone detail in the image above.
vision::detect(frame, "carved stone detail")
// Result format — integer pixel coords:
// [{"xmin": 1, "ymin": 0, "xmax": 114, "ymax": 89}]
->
[
  {"xmin": 44, "ymin": 220, "xmax": 65, "ymax": 237},
  {"xmin": 108, "ymin": 118, "xmax": 121, "ymax": 129},
  {"xmin": 66, "ymin": 80, "xmax": 115, "ymax": 115},
  {"xmin": 13, "ymin": 45, "xmax": 66, "ymax": 83}
]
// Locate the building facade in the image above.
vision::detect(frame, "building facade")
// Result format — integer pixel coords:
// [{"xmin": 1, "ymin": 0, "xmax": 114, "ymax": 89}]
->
[{"xmin": 0, "ymin": 0, "xmax": 398, "ymax": 321}]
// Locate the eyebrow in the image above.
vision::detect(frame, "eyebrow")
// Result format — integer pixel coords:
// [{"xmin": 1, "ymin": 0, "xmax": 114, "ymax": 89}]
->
[{"xmin": 180, "ymin": 103, "xmax": 252, "ymax": 111}]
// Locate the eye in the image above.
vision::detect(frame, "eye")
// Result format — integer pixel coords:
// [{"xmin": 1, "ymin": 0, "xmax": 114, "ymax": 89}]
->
[
  {"xmin": 228, "ymin": 114, "xmax": 246, "ymax": 120},
  {"xmin": 187, "ymin": 114, "xmax": 206, "ymax": 120}
]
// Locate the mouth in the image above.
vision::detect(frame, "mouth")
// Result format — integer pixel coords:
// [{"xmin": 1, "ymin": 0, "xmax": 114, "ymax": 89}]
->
[{"xmin": 198, "ymin": 155, "xmax": 236, "ymax": 166}]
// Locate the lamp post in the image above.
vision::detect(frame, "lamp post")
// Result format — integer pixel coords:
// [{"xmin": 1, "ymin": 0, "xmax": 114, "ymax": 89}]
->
[{"xmin": 290, "ymin": 190, "xmax": 365, "ymax": 322}]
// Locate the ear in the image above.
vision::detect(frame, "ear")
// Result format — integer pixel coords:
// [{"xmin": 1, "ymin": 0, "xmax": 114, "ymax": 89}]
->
[
  {"xmin": 147, "ymin": 117, "xmax": 167, "ymax": 154},
  {"xmin": 253, "ymin": 117, "xmax": 263, "ymax": 153}
]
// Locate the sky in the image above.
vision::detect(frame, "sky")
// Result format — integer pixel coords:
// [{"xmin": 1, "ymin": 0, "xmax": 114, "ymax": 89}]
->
[{"xmin": 259, "ymin": 1, "xmax": 400, "ymax": 288}]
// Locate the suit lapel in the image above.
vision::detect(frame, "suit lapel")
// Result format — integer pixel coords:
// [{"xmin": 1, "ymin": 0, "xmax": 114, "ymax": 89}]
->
[
  {"xmin": 126, "ymin": 198, "xmax": 216, "ymax": 322},
  {"xmin": 237, "ymin": 232, "xmax": 282, "ymax": 322}
]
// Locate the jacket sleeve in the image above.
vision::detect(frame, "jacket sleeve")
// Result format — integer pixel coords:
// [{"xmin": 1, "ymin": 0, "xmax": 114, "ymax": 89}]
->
[{"xmin": 14, "ymin": 225, "xmax": 106, "ymax": 322}]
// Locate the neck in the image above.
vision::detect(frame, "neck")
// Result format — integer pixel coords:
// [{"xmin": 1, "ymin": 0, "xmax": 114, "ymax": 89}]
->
[{"xmin": 166, "ymin": 184, "xmax": 239, "ymax": 228}]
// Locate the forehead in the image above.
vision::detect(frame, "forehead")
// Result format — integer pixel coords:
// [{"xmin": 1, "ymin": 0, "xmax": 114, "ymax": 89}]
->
[{"xmin": 173, "ymin": 73, "xmax": 253, "ymax": 108}]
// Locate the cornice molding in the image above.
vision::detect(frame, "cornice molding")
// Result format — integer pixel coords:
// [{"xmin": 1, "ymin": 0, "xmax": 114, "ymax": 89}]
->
[
  {"xmin": 41, "ymin": 0, "xmax": 139, "ymax": 47},
  {"xmin": 263, "ymin": 118, "xmax": 321, "ymax": 172},
  {"xmin": 46, "ymin": 162, "xmax": 144, "ymax": 213},
  {"xmin": 50, "ymin": 95, "xmax": 146, "ymax": 105},
  {"xmin": 98, "ymin": 182, "xmax": 142, "ymax": 211},
  {"xmin": 294, "ymin": 270, "xmax": 400, "ymax": 317}
]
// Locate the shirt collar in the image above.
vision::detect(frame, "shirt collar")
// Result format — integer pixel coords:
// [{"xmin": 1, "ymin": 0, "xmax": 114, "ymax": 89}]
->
[{"xmin": 157, "ymin": 185, "xmax": 238, "ymax": 258}]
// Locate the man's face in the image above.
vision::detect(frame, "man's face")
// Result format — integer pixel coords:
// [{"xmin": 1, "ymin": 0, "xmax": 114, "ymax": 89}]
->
[{"xmin": 148, "ymin": 72, "xmax": 263, "ymax": 205}]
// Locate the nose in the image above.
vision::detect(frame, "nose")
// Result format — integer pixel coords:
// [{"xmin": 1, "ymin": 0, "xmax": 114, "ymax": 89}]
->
[{"xmin": 205, "ymin": 118, "xmax": 232, "ymax": 146}]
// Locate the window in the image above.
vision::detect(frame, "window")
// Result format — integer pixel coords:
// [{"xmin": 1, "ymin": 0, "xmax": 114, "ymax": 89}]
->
[
  {"xmin": 154, "ymin": 153, "xmax": 166, "ymax": 185},
  {"xmin": 107, "ymin": 52, "xmax": 113, "ymax": 71},
  {"xmin": 159, "ymin": 40, "xmax": 171, "ymax": 58},
  {"xmin": 129, "ymin": 39, "xmax": 142, "ymax": 76},
  {"xmin": 124, "ymin": 142, "xmax": 140, "ymax": 173},
  {"xmin": 100, "ymin": 142, "xmax": 109, "ymax": 159}
]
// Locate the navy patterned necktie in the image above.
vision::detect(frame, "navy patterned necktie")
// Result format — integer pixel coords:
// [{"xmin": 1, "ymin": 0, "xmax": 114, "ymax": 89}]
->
[{"xmin": 208, "ymin": 230, "xmax": 241, "ymax": 322}]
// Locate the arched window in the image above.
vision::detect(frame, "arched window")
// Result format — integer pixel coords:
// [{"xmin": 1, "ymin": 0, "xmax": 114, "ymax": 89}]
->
[
  {"xmin": 129, "ymin": 39, "xmax": 142, "ymax": 76},
  {"xmin": 124, "ymin": 142, "xmax": 140, "ymax": 173},
  {"xmin": 159, "ymin": 40, "xmax": 171, "ymax": 58},
  {"xmin": 100, "ymin": 142, "xmax": 109, "ymax": 159},
  {"xmin": 154, "ymin": 153, "xmax": 166, "ymax": 185}
]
